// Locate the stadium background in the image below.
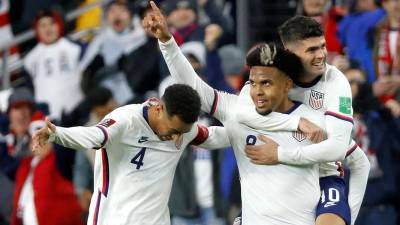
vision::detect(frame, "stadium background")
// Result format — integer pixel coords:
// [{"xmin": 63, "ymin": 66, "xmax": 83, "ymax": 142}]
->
[{"xmin": 0, "ymin": 0, "xmax": 399, "ymax": 224}]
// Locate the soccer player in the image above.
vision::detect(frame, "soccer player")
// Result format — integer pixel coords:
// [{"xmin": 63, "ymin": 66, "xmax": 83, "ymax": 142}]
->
[
  {"xmin": 31, "ymin": 84, "xmax": 215, "ymax": 225},
  {"xmin": 235, "ymin": 16, "xmax": 370, "ymax": 225},
  {"xmin": 143, "ymin": 3, "xmax": 369, "ymax": 225},
  {"xmin": 143, "ymin": 3, "xmax": 331, "ymax": 224}
]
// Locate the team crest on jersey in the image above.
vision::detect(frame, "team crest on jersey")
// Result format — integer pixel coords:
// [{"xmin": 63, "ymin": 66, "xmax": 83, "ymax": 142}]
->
[
  {"xmin": 309, "ymin": 90, "xmax": 324, "ymax": 110},
  {"xmin": 292, "ymin": 131, "xmax": 306, "ymax": 142},
  {"xmin": 98, "ymin": 118, "xmax": 116, "ymax": 128}
]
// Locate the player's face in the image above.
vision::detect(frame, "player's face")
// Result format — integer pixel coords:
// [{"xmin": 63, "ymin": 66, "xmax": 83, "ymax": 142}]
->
[
  {"xmin": 249, "ymin": 66, "xmax": 292, "ymax": 115},
  {"xmin": 156, "ymin": 110, "xmax": 193, "ymax": 141},
  {"xmin": 107, "ymin": 4, "xmax": 132, "ymax": 33},
  {"xmin": 37, "ymin": 17, "xmax": 60, "ymax": 44},
  {"xmin": 286, "ymin": 36, "xmax": 327, "ymax": 78}
]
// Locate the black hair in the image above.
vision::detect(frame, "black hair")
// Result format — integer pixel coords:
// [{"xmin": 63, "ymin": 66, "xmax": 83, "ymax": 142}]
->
[
  {"xmin": 86, "ymin": 87, "xmax": 114, "ymax": 110},
  {"xmin": 278, "ymin": 16, "xmax": 324, "ymax": 44},
  {"xmin": 246, "ymin": 43, "xmax": 304, "ymax": 82},
  {"xmin": 162, "ymin": 84, "xmax": 201, "ymax": 124}
]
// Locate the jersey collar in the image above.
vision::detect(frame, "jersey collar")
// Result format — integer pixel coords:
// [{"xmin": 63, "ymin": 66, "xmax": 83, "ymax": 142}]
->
[
  {"xmin": 284, "ymin": 101, "xmax": 302, "ymax": 114},
  {"xmin": 294, "ymin": 75, "xmax": 322, "ymax": 88}
]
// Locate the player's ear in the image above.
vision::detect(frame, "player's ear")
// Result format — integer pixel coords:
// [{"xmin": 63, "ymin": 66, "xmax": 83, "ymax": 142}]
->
[
  {"xmin": 155, "ymin": 103, "xmax": 165, "ymax": 118},
  {"xmin": 285, "ymin": 77, "xmax": 293, "ymax": 93}
]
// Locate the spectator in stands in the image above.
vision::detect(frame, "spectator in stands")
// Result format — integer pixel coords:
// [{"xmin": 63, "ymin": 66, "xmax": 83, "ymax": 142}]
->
[
  {"xmin": 344, "ymin": 66, "xmax": 399, "ymax": 225},
  {"xmin": 297, "ymin": 0, "xmax": 346, "ymax": 57},
  {"xmin": 371, "ymin": 0, "xmax": 400, "ymax": 117},
  {"xmin": 0, "ymin": 88, "xmax": 34, "ymax": 180},
  {"xmin": 161, "ymin": 0, "xmax": 232, "ymax": 46},
  {"xmin": 349, "ymin": 0, "xmax": 378, "ymax": 13},
  {"xmin": 79, "ymin": 0, "xmax": 148, "ymax": 105},
  {"xmin": 11, "ymin": 111, "xmax": 84, "ymax": 225},
  {"xmin": 73, "ymin": 87, "xmax": 117, "ymax": 220},
  {"xmin": 339, "ymin": 0, "xmax": 400, "ymax": 117},
  {"xmin": 23, "ymin": 10, "xmax": 84, "ymax": 121},
  {"xmin": 0, "ymin": 0, "xmax": 23, "ymax": 81}
]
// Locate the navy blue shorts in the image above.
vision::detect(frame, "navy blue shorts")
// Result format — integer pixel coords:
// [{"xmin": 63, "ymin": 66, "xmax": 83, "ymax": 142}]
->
[{"xmin": 316, "ymin": 176, "xmax": 351, "ymax": 225}]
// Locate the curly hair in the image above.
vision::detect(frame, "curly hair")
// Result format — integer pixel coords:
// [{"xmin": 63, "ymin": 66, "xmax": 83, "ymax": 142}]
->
[{"xmin": 162, "ymin": 84, "xmax": 201, "ymax": 124}]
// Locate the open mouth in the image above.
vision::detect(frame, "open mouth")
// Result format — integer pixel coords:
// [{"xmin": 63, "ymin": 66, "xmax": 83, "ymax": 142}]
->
[
  {"xmin": 256, "ymin": 99, "xmax": 268, "ymax": 108},
  {"xmin": 312, "ymin": 60, "xmax": 325, "ymax": 68}
]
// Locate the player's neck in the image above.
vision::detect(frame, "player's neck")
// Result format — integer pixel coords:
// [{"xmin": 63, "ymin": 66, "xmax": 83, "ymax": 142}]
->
[
  {"xmin": 298, "ymin": 73, "xmax": 320, "ymax": 83},
  {"xmin": 276, "ymin": 99, "xmax": 294, "ymax": 113},
  {"xmin": 146, "ymin": 106, "xmax": 159, "ymax": 132}
]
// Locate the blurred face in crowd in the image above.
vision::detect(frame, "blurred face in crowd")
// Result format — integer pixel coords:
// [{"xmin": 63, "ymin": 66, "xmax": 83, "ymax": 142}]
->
[
  {"xmin": 187, "ymin": 55, "xmax": 203, "ymax": 76},
  {"xmin": 94, "ymin": 98, "xmax": 118, "ymax": 121},
  {"xmin": 345, "ymin": 69, "xmax": 366, "ymax": 97},
  {"xmin": 249, "ymin": 66, "xmax": 293, "ymax": 115},
  {"xmin": 167, "ymin": 8, "xmax": 196, "ymax": 29},
  {"xmin": 356, "ymin": 0, "xmax": 377, "ymax": 12},
  {"xmin": 37, "ymin": 16, "xmax": 60, "ymax": 44},
  {"xmin": 285, "ymin": 36, "xmax": 327, "ymax": 79},
  {"xmin": 225, "ymin": 75, "xmax": 243, "ymax": 92},
  {"xmin": 303, "ymin": 0, "xmax": 327, "ymax": 16},
  {"xmin": 9, "ymin": 104, "xmax": 32, "ymax": 137},
  {"xmin": 382, "ymin": 0, "xmax": 400, "ymax": 20},
  {"xmin": 107, "ymin": 3, "xmax": 132, "ymax": 33}
]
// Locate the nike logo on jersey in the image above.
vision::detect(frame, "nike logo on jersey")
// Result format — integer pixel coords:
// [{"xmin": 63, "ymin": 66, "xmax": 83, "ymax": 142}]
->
[
  {"xmin": 138, "ymin": 136, "xmax": 149, "ymax": 143},
  {"xmin": 323, "ymin": 202, "xmax": 337, "ymax": 208}
]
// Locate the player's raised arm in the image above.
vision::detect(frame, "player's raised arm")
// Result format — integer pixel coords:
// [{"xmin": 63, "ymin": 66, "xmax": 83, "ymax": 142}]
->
[
  {"xmin": 143, "ymin": 1, "xmax": 237, "ymax": 122},
  {"xmin": 237, "ymin": 84, "xmax": 325, "ymax": 142}
]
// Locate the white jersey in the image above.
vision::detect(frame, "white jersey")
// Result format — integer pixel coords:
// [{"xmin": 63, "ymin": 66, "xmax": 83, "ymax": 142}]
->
[
  {"xmin": 288, "ymin": 64, "xmax": 356, "ymax": 177},
  {"xmin": 24, "ymin": 38, "xmax": 83, "ymax": 120},
  {"xmin": 227, "ymin": 103, "xmax": 321, "ymax": 225},
  {"xmin": 236, "ymin": 66, "xmax": 369, "ymax": 224},
  {"xmin": 49, "ymin": 103, "xmax": 199, "ymax": 225},
  {"xmin": 160, "ymin": 37, "xmax": 322, "ymax": 225}
]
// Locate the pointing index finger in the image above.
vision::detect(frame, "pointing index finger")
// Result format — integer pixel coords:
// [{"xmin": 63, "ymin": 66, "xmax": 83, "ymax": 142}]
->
[{"xmin": 150, "ymin": 1, "xmax": 162, "ymax": 15}]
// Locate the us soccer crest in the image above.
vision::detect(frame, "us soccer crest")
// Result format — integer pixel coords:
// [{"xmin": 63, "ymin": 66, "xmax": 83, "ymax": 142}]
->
[
  {"xmin": 309, "ymin": 90, "xmax": 324, "ymax": 110},
  {"xmin": 292, "ymin": 131, "xmax": 306, "ymax": 142}
]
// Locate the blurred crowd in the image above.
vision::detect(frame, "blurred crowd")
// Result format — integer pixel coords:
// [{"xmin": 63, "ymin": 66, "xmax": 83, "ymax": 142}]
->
[{"xmin": 0, "ymin": 0, "xmax": 399, "ymax": 225}]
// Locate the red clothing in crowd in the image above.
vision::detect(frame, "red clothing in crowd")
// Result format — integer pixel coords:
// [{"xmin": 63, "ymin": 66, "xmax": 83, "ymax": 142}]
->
[{"xmin": 11, "ymin": 151, "xmax": 84, "ymax": 225}]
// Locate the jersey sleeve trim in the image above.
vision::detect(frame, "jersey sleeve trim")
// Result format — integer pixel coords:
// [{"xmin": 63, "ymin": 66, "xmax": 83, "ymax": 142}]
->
[
  {"xmin": 325, "ymin": 111, "xmax": 354, "ymax": 124},
  {"xmin": 190, "ymin": 124, "xmax": 210, "ymax": 146},
  {"xmin": 209, "ymin": 90, "xmax": 218, "ymax": 116},
  {"xmin": 345, "ymin": 143, "xmax": 358, "ymax": 158},
  {"xmin": 95, "ymin": 125, "xmax": 109, "ymax": 149},
  {"xmin": 93, "ymin": 191, "xmax": 102, "ymax": 225},
  {"xmin": 101, "ymin": 148, "xmax": 109, "ymax": 197}
]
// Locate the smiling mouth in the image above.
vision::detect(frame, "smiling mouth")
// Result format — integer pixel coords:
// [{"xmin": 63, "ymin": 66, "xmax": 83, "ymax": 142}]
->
[
  {"xmin": 312, "ymin": 61, "xmax": 325, "ymax": 68},
  {"xmin": 256, "ymin": 99, "xmax": 267, "ymax": 107}
]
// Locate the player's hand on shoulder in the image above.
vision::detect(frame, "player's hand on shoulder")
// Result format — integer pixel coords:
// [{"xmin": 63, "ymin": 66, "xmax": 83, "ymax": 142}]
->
[
  {"xmin": 142, "ymin": 1, "xmax": 171, "ymax": 43},
  {"xmin": 298, "ymin": 117, "xmax": 325, "ymax": 143},
  {"xmin": 32, "ymin": 117, "xmax": 55, "ymax": 155},
  {"xmin": 245, "ymin": 135, "xmax": 278, "ymax": 165}
]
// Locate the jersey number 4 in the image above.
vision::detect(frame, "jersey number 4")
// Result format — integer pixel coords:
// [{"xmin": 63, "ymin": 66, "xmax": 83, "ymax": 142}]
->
[{"xmin": 131, "ymin": 147, "xmax": 146, "ymax": 170}]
